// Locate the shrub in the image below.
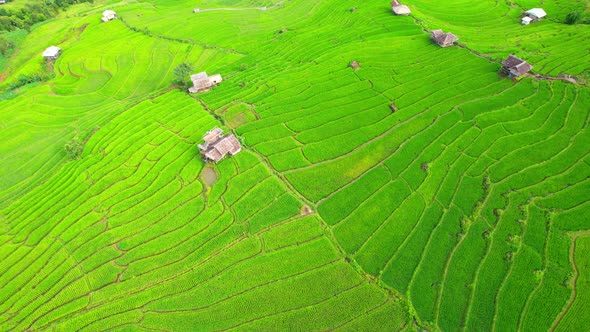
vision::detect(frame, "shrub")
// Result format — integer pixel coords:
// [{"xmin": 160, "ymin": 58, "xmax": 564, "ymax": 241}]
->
[
  {"xmin": 64, "ymin": 136, "xmax": 83, "ymax": 160},
  {"xmin": 0, "ymin": 35, "xmax": 14, "ymax": 55},
  {"xmin": 565, "ymin": 11, "xmax": 581, "ymax": 25},
  {"xmin": 7, "ymin": 73, "xmax": 53, "ymax": 90},
  {"xmin": 173, "ymin": 63, "xmax": 193, "ymax": 87}
]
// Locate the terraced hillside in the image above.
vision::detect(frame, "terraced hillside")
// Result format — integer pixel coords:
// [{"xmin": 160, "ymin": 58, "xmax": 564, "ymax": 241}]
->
[{"xmin": 0, "ymin": 0, "xmax": 589, "ymax": 330}]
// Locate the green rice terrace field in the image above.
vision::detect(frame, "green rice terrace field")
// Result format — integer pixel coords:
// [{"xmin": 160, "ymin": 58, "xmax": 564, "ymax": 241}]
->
[{"xmin": 0, "ymin": 0, "xmax": 589, "ymax": 330}]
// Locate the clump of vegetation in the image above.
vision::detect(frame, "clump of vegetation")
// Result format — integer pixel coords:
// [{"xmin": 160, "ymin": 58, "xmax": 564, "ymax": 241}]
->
[
  {"xmin": 0, "ymin": 1, "xmax": 93, "ymax": 32},
  {"xmin": 7, "ymin": 72, "xmax": 54, "ymax": 90},
  {"xmin": 64, "ymin": 136, "xmax": 83, "ymax": 160},
  {"xmin": 173, "ymin": 62, "xmax": 193, "ymax": 87},
  {"xmin": 420, "ymin": 162, "xmax": 429, "ymax": 173},
  {"xmin": 565, "ymin": 11, "xmax": 582, "ymax": 24},
  {"xmin": 0, "ymin": 35, "xmax": 14, "ymax": 55}
]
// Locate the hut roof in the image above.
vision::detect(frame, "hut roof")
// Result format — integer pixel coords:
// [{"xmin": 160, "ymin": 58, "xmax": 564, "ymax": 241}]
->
[
  {"xmin": 525, "ymin": 8, "xmax": 546, "ymax": 19},
  {"xmin": 209, "ymin": 74, "xmax": 223, "ymax": 84},
  {"xmin": 502, "ymin": 55, "xmax": 533, "ymax": 76},
  {"xmin": 202, "ymin": 127, "xmax": 224, "ymax": 145},
  {"xmin": 502, "ymin": 55, "xmax": 525, "ymax": 68},
  {"xmin": 392, "ymin": 5, "xmax": 411, "ymax": 15},
  {"xmin": 42, "ymin": 46, "xmax": 61, "ymax": 57},
  {"xmin": 103, "ymin": 10, "xmax": 116, "ymax": 17},
  {"xmin": 189, "ymin": 72, "xmax": 222, "ymax": 93},
  {"xmin": 349, "ymin": 61, "xmax": 361, "ymax": 70},
  {"xmin": 199, "ymin": 128, "xmax": 242, "ymax": 162},
  {"xmin": 430, "ymin": 30, "xmax": 458, "ymax": 46}
]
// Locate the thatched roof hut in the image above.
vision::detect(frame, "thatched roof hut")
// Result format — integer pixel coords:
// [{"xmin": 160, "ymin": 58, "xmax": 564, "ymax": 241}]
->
[
  {"xmin": 501, "ymin": 55, "xmax": 533, "ymax": 78},
  {"xmin": 198, "ymin": 128, "xmax": 242, "ymax": 163},
  {"xmin": 430, "ymin": 30, "xmax": 458, "ymax": 47}
]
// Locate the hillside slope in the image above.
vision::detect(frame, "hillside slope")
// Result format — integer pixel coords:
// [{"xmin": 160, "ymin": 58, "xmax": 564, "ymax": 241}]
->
[{"xmin": 0, "ymin": 0, "xmax": 589, "ymax": 330}]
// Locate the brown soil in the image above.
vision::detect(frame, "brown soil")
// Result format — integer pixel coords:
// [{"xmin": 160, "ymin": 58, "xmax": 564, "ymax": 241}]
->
[
  {"xmin": 201, "ymin": 167, "xmax": 218, "ymax": 187},
  {"xmin": 300, "ymin": 205, "xmax": 314, "ymax": 216}
]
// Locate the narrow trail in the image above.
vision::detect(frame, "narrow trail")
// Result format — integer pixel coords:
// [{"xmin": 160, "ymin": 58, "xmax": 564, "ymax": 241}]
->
[
  {"xmin": 195, "ymin": 94, "xmax": 409, "ymax": 320},
  {"xmin": 193, "ymin": 0, "xmax": 287, "ymax": 13},
  {"xmin": 410, "ymin": 16, "xmax": 586, "ymax": 86},
  {"xmin": 117, "ymin": 17, "xmax": 245, "ymax": 56}
]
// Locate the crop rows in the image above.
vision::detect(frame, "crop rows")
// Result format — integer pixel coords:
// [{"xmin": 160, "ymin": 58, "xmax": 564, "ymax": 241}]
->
[
  {"xmin": 1, "ymin": 0, "xmax": 588, "ymax": 330},
  {"xmin": 0, "ymin": 85, "xmax": 406, "ymax": 329},
  {"xmin": 140, "ymin": 0, "xmax": 589, "ymax": 330}
]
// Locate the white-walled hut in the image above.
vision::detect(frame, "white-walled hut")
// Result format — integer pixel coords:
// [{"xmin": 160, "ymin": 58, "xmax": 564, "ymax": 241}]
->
[
  {"xmin": 391, "ymin": 1, "xmax": 411, "ymax": 15},
  {"xmin": 521, "ymin": 16, "xmax": 533, "ymax": 25},
  {"xmin": 522, "ymin": 8, "xmax": 546, "ymax": 24},
  {"xmin": 501, "ymin": 55, "xmax": 533, "ymax": 78},
  {"xmin": 188, "ymin": 72, "xmax": 223, "ymax": 93},
  {"xmin": 102, "ymin": 10, "xmax": 117, "ymax": 22},
  {"xmin": 42, "ymin": 46, "xmax": 61, "ymax": 61},
  {"xmin": 430, "ymin": 30, "xmax": 458, "ymax": 47},
  {"xmin": 198, "ymin": 128, "xmax": 242, "ymax": 163}
]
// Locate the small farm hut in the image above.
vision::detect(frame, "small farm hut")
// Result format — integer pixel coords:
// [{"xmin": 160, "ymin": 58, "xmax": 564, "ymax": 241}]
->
[
  {"xmin": 521, "ymin": 16, "xmax": 533, "ymax": 25},
  {"xmin": 0, "ymin": 1, "xmax": 6, "ymax": 5},
  {"xmin": 188, "ymin": 72, "xmax": 223, "ymax": 93},
  {"xmin": 524, "ymin": 8, "xmax": 546, "ymax": 21},
  {"xmin": 102, "ymin": 10, "xmax": 117, "ymax": 22},
  {"xmin": 198, "ymin": 128, "xmax": 242, "ymax": 163},
  {"xmin": 430, "ymin": 30, "xmax": 458, "ymax": 47},
  {"xmin": 349, "ymin": 61, "xmax": 361, "ymax": 70},
  {"xmin": 42, "ymin": 46, "xmax": 61, "ymax": 61},
  {"xmin": 501, "ymin": 55, "xmax": 533, "ymax": 78},
  {"xmin": 391, "ymin": 1, "xmax": 411, "ymax": 15},
  {"xmin": 389, "ymin": 102, "xmax": 398, "ymax": 112}
]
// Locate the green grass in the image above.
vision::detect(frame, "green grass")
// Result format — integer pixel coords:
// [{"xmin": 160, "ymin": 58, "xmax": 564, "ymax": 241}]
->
[{"xmin": 0, "ymin": 0, "xmax": 589, "ymax": 330}]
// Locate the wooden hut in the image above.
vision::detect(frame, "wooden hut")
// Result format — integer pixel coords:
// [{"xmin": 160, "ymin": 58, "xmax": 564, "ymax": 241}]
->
[
  {"xmin": 198, "ymin": 128, "xmax": 242, "ymax": 163},
  {"xmin": 188, "ymin": 72, "xmax": 223, "ymax": 93},
  {"xmin": 430, "ymin": 30, "xmax": 458, "ymax": 47},
  {"xmin": 501, "ymin": 55, "xmax": 533, "ymax": 78},
  {"xmin": 349, "ymin": 61, "xmax": 361, "ymax": 70}
]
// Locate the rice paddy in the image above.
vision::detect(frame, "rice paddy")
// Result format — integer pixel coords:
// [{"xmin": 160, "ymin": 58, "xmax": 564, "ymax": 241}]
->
[{"xmin": 0, "ymin": 0, "xmax": 589, "ymax": 330}]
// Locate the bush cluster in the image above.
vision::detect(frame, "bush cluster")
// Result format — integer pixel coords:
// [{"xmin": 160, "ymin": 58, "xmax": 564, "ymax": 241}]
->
[
  {"xmin": 64, "ymin": 136, "xmax": 83, "ymax": 160},
  {"xmin": 8, "ymin": 72, "xmax": 54, "ymax": 90},
  {"xmin": 0, "ymin": 0, "xmax": 93, "ymax": 32},
  {"xmin": 0, "ymin": 35, "xmax": 14, "ymax": 55}
]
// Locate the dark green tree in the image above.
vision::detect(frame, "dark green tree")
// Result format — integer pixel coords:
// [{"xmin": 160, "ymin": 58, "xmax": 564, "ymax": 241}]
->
[
  {"xmin": 64, "ymin": 136, "xmax": 83, "ymax": 160},
  {"xmin": 173, "ymin": 63, "xmax": 193, "ymax": 87},
  {"xmin": 565, "ymin": 11, "xmax": 581, "ymax": 24}
]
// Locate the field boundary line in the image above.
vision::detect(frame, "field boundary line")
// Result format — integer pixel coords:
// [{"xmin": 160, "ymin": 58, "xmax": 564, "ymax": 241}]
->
[
  {"xmin": 550, "ymin": 231, "xmax": 590, "ymax": 331},
  {"xmin": 409, "ymin": 15, "xmax": 586, "ymax": 86}
]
